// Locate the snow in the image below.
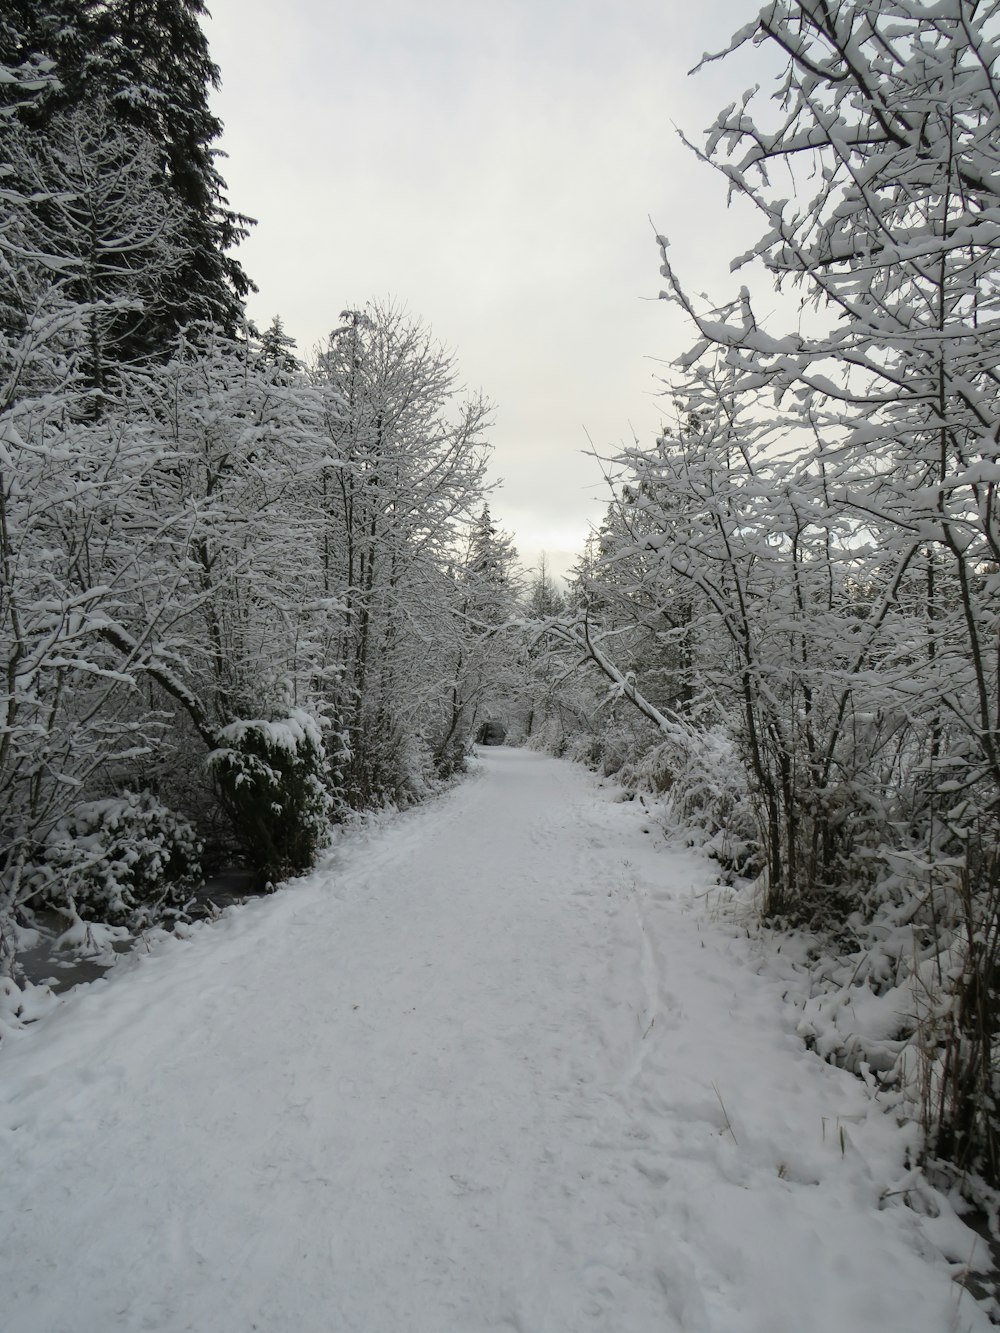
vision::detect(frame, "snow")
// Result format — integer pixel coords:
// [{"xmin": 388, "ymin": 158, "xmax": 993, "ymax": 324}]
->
[
  {"xmin": 212, "ymin": 706, "xmax": 325, "ymax": 757},
  {"xmin": 0, "ymin": 748, "xmax": 992, "ymax": 1332}
]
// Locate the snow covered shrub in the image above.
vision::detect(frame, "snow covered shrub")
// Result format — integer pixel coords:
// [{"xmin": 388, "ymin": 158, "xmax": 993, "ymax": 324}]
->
[
  {"xmin": 588, "ymin": 724, "xmax": 636, "ymax": 780},
  {"xmin": 208, "ymin": 710, "xmax": 332, "ymax": 885},
  {"xmin": 922, "ymin": 830, "xmax": 1000, "ymax": 1185},
  {"xmin": 558, "ymin": 707, "xmax": 660, "ymax": 779},
  {"xmin": 431, "ymin": 732, "xmax": 467, "ymax": 781},
  {"xmin": 768, "ymin": 824, "xmax": 1000, "ymax": 1191},
  {"xmin": 644, "ymin": 730, "xmax": 760, "ymax": 878},
  {"xmin": 0, "ymin": 974, "xmax": 59, "ymax": 1038},
  {"xmin": 355, "ymin": 717, "xmax": 440, "ymax": 806},
  {"xmin": 562, "ymin": 730, "xmax": 600, "ymax": 765},
  {"xmin": 340, "ymin": 696, "xmax": 457, "ymax": 808},
  {"xmin": 26, "ymin": 792, "xmax": 202, "ymax": 924},
  {"xmin": 392, "ymin": 731, "xmax": 439, "ymax": 803}
]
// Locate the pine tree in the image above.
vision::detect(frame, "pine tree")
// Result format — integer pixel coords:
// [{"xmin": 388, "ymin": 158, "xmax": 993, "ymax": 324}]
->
[
  {"xmin": 99, "ymin": 0, "xmax": 254, "ymax": 345},
  {"xmin": 1, "ymin": 0, "xmax": 253, "ymax": 360},
  {"xmin": 466, "ymin": 505, "xmax": 517, "ymax": 628},
  {"xmin": 525, "ymin": 554, "xmax": 565, "ymax": 620},
  {"xmin": 259, "ymin": 315, "xmax": 301, "ymax": 379}
]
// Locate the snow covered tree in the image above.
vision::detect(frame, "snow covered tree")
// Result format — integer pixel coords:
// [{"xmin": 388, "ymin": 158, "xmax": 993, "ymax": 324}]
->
[
  {"xmin": 2, "ymin": 0, "xmax": 252, "ymax": 357},
  {"xmin": 313, "ymin": 302, "xmax": 493, "ymax": 803},
  {"xmin": 259, "ymin": 315, "xmax": 300, "ymax": 379},
  {"xmin": 664, "ymin": 0, "xmax": 1000, "ymax": 860},
  {"xmin": 0, "ymin": 11, "xmax": 60, "ymax": 118},
  {"xmin": 0, "ymin": 322, "xmax": 339, "ymax": 946},
  {"xmin": 5, "ymin": 104, "xmax": 185, "ymax": 399},
  {"xmin": 465, "ymin": 505, "xmax": 516, "ymax": 625},
  {"xmin": 0, "ymin": 44, "xmax": 138, "ymax": 945}
]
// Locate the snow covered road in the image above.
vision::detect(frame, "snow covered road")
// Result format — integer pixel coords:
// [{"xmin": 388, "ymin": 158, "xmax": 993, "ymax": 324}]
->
[{"xmin": 0, "ymin": 749, "xmax": 991, "ymax": 1332}]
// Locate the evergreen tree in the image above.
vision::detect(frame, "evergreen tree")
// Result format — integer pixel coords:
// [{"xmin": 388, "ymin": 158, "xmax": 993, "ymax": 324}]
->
[
  {"xmin": 0, "ymin": 0, "xmax": 253, "ymax": 360},
  {"xmin": 98, "ymin": 0, "xmax": 254, "ymax": 345},
  {"xmin": 466, "ymin": 505, "xmax": 517, "ymax": 628},
  {"xmin": 0, "ymin": 4, "xmax": 99, "ymax": 106},
  {"xmin": 525, "ymin": 554, "xmax": 565, "ymax": 620},
  {"xmin": 259, "ymin": 315, "xmax": 301, "ymax": 379},
  {"xmin": 7, "ymin": 105, "xmax": 185, "ymax": 399}
]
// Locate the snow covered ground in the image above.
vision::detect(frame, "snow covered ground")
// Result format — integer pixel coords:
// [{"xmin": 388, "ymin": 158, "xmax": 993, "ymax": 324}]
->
[{"xmin": 0, "ymin": 748, "xmax": 993, "ymax": 1332}]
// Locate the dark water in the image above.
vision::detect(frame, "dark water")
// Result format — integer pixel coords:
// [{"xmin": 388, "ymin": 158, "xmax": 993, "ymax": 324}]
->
[{"xmin": 16, "ymin": 869, "xmax": 264, "ymax": 993}]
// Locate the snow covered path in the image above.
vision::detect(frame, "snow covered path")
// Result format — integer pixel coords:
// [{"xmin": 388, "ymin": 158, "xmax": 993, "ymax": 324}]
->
[{"xmin": 0, "ymin": 749, "xmax": 991, "ymax": 1333}]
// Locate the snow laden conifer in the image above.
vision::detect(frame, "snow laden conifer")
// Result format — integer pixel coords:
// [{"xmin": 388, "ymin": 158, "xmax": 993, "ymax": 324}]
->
[
  {"xmin": 524, "ymin": 554, "xmax": 566, "ymax": 621},
  {"xmin": 1, "ymin": 0, "xmax": 253, "ymax": 358},
  {"xmin": 96, "ymin": 0, "xmax": 254, "ymax": 340},
  {"xmin": 208, "ymin": 711, "xmax": 332, "ymax": 887},
  {"xmin": 5, "ymin": 105, "xmax": 186, "ymax": 399}
]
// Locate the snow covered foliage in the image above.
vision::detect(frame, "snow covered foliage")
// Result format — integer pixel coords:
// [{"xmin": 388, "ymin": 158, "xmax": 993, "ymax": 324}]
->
[
  {"xmin": 535, "ymin": 0, "xmax": 1000, "ymax": 1188},
  {"xmin": 5, "ymin": 104, "xmax": 186, "ymax": 396},
  {"xmin": 1, "ymin": 307, "xmax": 506, "ymax": 958},
  {"xmin": 26, "ymin": 792, "xmax": 201, "ymax": 925}
]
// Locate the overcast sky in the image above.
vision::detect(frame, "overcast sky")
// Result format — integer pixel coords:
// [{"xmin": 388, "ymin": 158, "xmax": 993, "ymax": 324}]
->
[{"xmin": 203, "ymin": 0, "xmax": 769, "ymax": 579}]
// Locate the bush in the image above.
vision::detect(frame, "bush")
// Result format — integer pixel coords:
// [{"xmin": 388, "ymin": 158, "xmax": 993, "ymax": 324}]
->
[
  {"xmin": 27, "ymin": 791, "xmax": 202, "ymax": 924},
  {"xmin": 208, "ymin": 709, "xmax": 332, "ymax": 884}
]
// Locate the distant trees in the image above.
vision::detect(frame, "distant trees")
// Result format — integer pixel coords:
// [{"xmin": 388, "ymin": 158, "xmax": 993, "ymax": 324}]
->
[
  {"xmin": 433, "ymin": 505, "xmax": 522, "ymax": 769},
  {"xmin": 524, "ymin": 554, "xmax": 565, "ymax": 621}
]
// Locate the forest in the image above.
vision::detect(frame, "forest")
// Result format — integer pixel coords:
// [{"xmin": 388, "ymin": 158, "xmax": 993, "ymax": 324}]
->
[{"xmin": 2, "ymin": 0, "xmax": 1000, "ymax": 1206}]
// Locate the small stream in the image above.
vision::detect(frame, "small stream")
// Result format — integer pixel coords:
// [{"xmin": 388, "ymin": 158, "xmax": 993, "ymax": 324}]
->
[{"xmin": 16, "ymin": 869, "xmax": 264, "ymax": 993}]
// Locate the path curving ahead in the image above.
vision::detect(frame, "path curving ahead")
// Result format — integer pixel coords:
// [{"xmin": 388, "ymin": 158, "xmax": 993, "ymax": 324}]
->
[{"xmin": 0, "ymin": 749, "xmax": 990, "ymax": 1332}]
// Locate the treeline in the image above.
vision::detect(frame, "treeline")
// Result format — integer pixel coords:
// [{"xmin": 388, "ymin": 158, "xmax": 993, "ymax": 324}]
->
[
  {"xmin": 531, "ymin": 2, "xmax": 1000, "ymax": 1189},
  {"xmin": 0, "ymin": 6, "xmax": 520, "ymax": 957}
]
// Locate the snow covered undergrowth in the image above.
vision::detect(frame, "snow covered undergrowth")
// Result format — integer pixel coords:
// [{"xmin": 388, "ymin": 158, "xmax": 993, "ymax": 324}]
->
[{"xmin": 0, "ymin": 749, "xmax": 992, "ymax": 1332}]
